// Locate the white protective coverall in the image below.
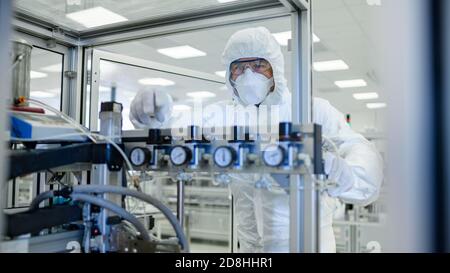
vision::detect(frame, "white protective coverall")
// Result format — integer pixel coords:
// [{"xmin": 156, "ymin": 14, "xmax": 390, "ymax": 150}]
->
[{"xmin": 129, "ymin": 27, "xmax": 383, "ymax": 253}]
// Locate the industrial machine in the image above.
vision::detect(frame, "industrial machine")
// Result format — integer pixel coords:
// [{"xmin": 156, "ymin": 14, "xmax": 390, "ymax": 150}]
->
[
  {"xmin": 5, "ymin": 98, "xmax": 324, "ymax": 253},
  {"xmin": 1, "ymin": 0, "xmax": 321, "ymax": 253}
]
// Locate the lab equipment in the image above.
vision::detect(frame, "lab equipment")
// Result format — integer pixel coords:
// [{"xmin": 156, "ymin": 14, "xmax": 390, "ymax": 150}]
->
[
  {"xmin": 5, "ymin": 97, "xmax": 324, "ymax": 253},
  {"xmin": 11, "ymin": 39, "xmax": 32, "ymax": 106}
]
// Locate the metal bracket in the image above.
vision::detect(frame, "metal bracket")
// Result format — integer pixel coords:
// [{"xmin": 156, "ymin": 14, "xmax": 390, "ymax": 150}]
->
[{"xmin": 64, "ymin": 70, "xmax": 77, "ymax": 79}]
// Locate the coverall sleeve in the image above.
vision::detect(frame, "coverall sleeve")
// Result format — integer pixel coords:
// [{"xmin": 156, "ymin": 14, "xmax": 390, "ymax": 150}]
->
[{"xmin": 314, "ymin": 98, "xmax": 384, "ymax": 206}]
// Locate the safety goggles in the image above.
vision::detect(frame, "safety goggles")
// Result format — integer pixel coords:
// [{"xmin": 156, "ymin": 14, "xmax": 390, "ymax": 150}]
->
[{"xmin": 230, "ymin": 58, "xmax": 272, "ymax": 76}]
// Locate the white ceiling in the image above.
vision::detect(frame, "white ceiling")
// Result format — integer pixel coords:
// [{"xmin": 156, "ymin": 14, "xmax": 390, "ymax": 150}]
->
[
  {"xmin": 23, "ymin": 0, "xmax": 386, "ymax": 132},
  {"xmin": 313, "ymin": 0, "xmax": 383, "ymax": 116},
  {"xmin": 14, "ymin": 0, "xmax": 272, "ymax": 32}
]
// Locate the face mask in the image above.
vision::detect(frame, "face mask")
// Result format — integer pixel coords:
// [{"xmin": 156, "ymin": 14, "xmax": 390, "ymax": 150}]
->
[{"xmin": 232, "ymin": 68, "xmax": 274, "ymax": 105}]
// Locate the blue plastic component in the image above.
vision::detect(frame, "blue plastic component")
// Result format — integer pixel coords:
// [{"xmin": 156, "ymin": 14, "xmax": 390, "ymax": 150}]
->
[{"xmin": 10, "ymin": 115, "xmax": 32, "ymax": 139}]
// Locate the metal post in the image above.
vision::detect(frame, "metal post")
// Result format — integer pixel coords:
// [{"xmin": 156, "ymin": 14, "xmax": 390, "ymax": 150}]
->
[
  {"xmin": 67, "ymin": 46, "xmax": 83, "ymax": 122},
  {"xmin": 177, "ymin": 180, "xmax": 185, "ymax": 229},
  {"xmin": 90, "ymin": 102, "xmax": 123, "ymax": 252},
  {"xmin": 288, "ymin": 0, "xmax": 317, "ymax": 253},
  {"xmin": 0, "ymin": 0, "xmax": 12, "ymax": 245}
]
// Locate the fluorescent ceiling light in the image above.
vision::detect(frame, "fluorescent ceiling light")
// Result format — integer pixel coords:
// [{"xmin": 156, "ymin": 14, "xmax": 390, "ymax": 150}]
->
[
  {"xmin": 30, "ymin": 91, "xmax": 56, "ymax": 98},
  {"xmin": 30, "ymin": 71, "xmax": 48, "ymax": 79},
  {"xmin": 273, "ymin": 31, "xmax": 321, "ymax": 46},
  {"xmin": 41, "ymin": 64, "xmax": 62, "ymax": 73},
  {"xmin": 66, "ymin": 7, "xmax": 128, "ymax": 29},
  {"xmin": 367, "ymin": 102, "xmax": 387, "ymax": 109},
  {"xmin": 99, "ymin": 86, "xmax": 113, "ymax": 92},
  {"xmin": 157, "ymin": 45, "xmax": 206, "ymax": 59},
  {"xmin": 272, "ymin": 31, "xmax": 291, "ymax": 46},
  {"xmin": 353, "ymin": 92, "xmax": 379, "ymax": 100},
  {"xmin": 217, "ymin": 0, "xmax": 239, "ymax": 3},
  {"xmin": 138, "ymin": 78, "xmax": 175, "ymax": 86},
  {"xmin": 215, "ymin": 71, "xmax": 226, "ymax": 77},
  {"xmin": 187, "ymin": 91, "xmax": 216, "ymax": 99},
  {"xmin": 313, "ymin": 34, "xmax": 320, "ymax": 43},
  {"xmin": 335, "ymin": 79, "xmax": 367, "ymax": 88},
  {"xmin": 173, "ymin": 105, "xmax": 192, "ymax": 111},
  {"xmin": 367, "ymin": 0, "xmax": 382, "ymax": 6},
  {"xmin": 313, "ymin": 60, "xmax": 349, "ymax": 72}
]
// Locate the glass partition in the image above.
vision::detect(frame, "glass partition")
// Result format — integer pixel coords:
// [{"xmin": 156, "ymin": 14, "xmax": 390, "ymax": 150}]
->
[
  {"xmin": 29, "ymin": 47, "xmax": 64, "ymax": 110},
  {"xmin": 312, "ymin": 0, "xmax": 386, "ymax": 253},
  {"xmin": 88, "ymin": 15, "xmax": 292, "ymax": 253},
  {"xmin": 97, "ymin": 59, "xmax": 227, "ymax": 131}
]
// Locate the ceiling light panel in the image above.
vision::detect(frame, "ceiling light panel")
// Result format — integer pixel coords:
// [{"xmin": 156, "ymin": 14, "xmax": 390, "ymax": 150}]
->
[
  {"xmin": 66, "ymin": 7, "xmax": 128, "ymax": 29},
  {"xmin": 366, "ymin": 102, "xmax": 387, "ymax": 109},
  {"xmin": 335, "ymin": 79, "xmax": 367, "ymax": 88},
  {"xmin": 157, "ymin": 45, "xmax": 207, "ymax": 59},
  {"xmin": 353, "ymin": 92, "xmax": 379, "ymax": 100},
  {"xmin": 30, "ymin": 71, "xmax": 48, "ymax": 79},
  {"xmin": 138, "ymin": 78, "xmax": 175, "ymax": 86},
  {"xmin": 313, "ymin": 60, "xmax": 349, "ymax": 72},
  {"xmin": 186, "ymin": 91, "xmax": 216, "ymax": 99}
]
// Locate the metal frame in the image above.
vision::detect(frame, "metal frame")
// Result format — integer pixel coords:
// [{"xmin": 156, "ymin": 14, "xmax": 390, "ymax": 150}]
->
[
  {"xmin": 280, "ymin": 0, "xmax": 317, "ymax": 253},
  {"xmin": 7, "ymin": 0, "xmax": 315, "ymax": 253},
  {"xmin": 80, "ymin": 6, "xmax": 290, "ymax": 47},
  {"xmin": 11, "ymin": 31, "xmax": 73, "ymax": 113},
  {"xmin": 7, "ymin": 31, "xmax": 83, "ymax": 211}
]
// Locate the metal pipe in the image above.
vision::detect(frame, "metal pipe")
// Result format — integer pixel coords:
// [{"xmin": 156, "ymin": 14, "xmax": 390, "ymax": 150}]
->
[
  {"xmin": 28, "ymin": 191, "xmax": 53, "ymax": 211},
  {"xmin": 289, "ymin": 2, "xmax": 317, "ymax": 253},
  {"xmin": 70, "ymin": 193, "xmax": 150, "ymax": 241},
  {"xmin": 72, "ymin": 185, "xmax": 189, "ymax": 252},
  {"xmin": 27, "ymin": 191, "xmax": 151, "ymax": 242},
  {"xmin": 177, "ymin": 180, "xmax": 185, "ymax": 229}
]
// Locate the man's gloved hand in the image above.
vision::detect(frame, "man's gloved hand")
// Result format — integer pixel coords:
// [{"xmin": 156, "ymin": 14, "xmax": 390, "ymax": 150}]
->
[
  {"xmin": 323, "ymin": 152, "xmax": 355, "ymax": 197},
  {"xmin": 129, "ymin": 90, "xmax": 173, "ymax": 128}
]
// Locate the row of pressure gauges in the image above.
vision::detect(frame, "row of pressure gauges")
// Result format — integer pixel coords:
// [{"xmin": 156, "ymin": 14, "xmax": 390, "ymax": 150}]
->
[
  {"xmin": 130, "ymin": 145, "xmax": 287, "ymax": 168},
  {"xmin": 129, "ymin": 122, "xmax": 299, "ymax": 168},
  {"xmin": 130, "ymin": 146, "xmax": 193, "ymax": 167}
]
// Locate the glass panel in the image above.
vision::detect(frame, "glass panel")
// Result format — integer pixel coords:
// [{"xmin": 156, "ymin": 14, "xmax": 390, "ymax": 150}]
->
[
  {"xmin": 97, "ymin": 59, "xmax": 227, "ymax": 131},
  {"xmin": 29, "ymin": 47, "xmax": 63, "ymax": 110},
  {"xmin": 313, "ymin": 0, "xmax": 386, "ymax": 253},
  {"xmin": 93, "ymin": 15, "xmax": 292, "ymax": 253},
  {"xmin": 8, "ymin": 47, "xmax": 64, "ymax": 209},
  {"xmin": 14, "ymin": 0, "xmax": 276, "ymax": 32},
  {"xmin": 100, "ymin": 16, "xmax": 292, "ymax": 88}
]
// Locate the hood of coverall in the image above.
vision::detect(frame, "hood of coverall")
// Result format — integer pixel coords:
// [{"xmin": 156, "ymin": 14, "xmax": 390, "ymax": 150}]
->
[{"xmin": 222, "ymin": 27, "xmax": 290, "ymax": 107}]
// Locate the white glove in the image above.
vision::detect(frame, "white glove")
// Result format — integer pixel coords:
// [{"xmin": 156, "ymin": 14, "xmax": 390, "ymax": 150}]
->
[
  {"xmin": 129, "ymin": 90, "xmax": 173, "ymax": 129},
  {"xmin": 324, "ymin": 152, "xmax": 354, "ymax": 197}
]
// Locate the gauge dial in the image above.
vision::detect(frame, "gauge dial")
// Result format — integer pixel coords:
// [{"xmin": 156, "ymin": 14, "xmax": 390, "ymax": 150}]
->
[
  {"xmin": 170, "ymin": 146, "xmax": 191, "ymax": 166},
  {"xmin": 213, "ymin": 146, "xmax": 236, "ymax": 168},
  {"xmin": 129, "ymin": 147, "xmax": 151, "ymax": 167},
  {"xmin": 262, "ymin": 145, "xmax": 285, "ymax": 167}
]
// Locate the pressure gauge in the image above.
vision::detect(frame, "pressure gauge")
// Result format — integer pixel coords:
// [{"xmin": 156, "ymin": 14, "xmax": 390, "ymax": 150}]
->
[
  {"xmin": 213, "ymin": 146, "xmax": 236, "ymax": 168},
  {"xmin": 129, "ymin": 147, "xmax": 151, "ymax": 167},
  {"xmin": 262, "ymin": 145, "xmax": 286, "ymax": 167},
  {"xmin": 170, "ymin": 146, "xmax": 192, "ymax": 166}
]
